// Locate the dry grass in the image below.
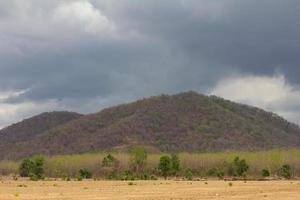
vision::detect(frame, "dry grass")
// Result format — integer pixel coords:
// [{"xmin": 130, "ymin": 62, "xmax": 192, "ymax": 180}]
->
[
  {"xmin": 0, "ymin": 160, "xmax": 19, "ymax": 175},
  {"xmin": 0, "ymin": 179, "xmax": 300, "ymax": 200}
]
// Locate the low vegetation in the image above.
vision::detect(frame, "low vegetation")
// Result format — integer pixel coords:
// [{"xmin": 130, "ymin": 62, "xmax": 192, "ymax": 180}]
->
[
  {"xmin": 78, "ymin": 168, "xmax": 92, "ymax": 179},
  {"xmin": 262, "ymin": 168, "xmax": 270, "ymax": 177},
  {"xmin": 278, "ymin": 164, "xmax": 292, "ymax": 179},
  {"xmin": 0, "ymin": 148, "xmax": 300, "ymax": 180}
]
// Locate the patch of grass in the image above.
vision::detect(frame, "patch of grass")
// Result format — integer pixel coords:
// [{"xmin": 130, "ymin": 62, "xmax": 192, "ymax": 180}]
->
[
  {"xmin": 128, "ymin": 182, "xmax": 136, "ymax": 186},
  {"xmin": 17, "ymin": 184, "xmax": 27, "ymax": 187},
  {"xmin": 13, "ymin": 192, "xmax": 19, "ymax": 197}
]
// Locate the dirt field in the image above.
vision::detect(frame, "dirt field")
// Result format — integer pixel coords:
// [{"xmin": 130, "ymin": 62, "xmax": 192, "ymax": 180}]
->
[{"xmin": 0, "ymin": 179, "xmax": 299, "ymax": 200}]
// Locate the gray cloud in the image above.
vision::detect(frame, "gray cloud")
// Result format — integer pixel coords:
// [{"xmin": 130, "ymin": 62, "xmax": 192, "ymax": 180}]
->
[{"xmin": 0, "ymin": 0, "xmax": 300, "ymax": 127}]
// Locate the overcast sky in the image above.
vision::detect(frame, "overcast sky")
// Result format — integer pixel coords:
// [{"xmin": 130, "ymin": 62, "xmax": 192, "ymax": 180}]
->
[{"xmin": 1, "ymin": 0, "xmax": 300, "ymax": 128}]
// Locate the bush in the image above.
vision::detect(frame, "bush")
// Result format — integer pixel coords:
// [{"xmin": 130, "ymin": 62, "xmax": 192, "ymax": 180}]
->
[
  {"xmin": 158, "ymin": 156, "xmax": 172, "ymax": 179},
  {"xmin": 262, "ymin": 168, "xmax": 270, "ymax": 177},
  {"xmin": 120, "ymin": 170, "xmax": 135, "ymax": 181},
  {"xmin": 19, "ymin": 157, "xmax": 45, "ymax": 180},
  {"xmin": 207, "ymin": 167, "xmax": 224, "ymax": 179},
  {"xmin": 29, "ymin": 173, "xmax": 39, "ymax": 181},
  {"xmin": 279, "ymin": 164, "xmax": 292, "ymax": 179},
  {"xmin": 230, "ymin": 157, "xmax": 249, "ymax": 177},
  {"xmin": 185, "ymin": 168, "xmax": 193, "ymax": 180},
  {"xmin": 171, "ymin": 154, "xmax": 181, "ymax": 175},
  {"xmin": 150, "ymin": 174, "xmax": 158, "ymax": 180},
  {"xmin": 79, "ymin": 168, "xmax": 92, "ymax": 179},
  {"xmin": 140, "ymin": 173, "xmax": 151, "ymax": 180},
  {"xmin": 102, "ymin": 154, "xmax": 117, "ymax": 167},
  {"xmin": 130, "ymin": 146, "xmax": 147, "ymax": 173}
]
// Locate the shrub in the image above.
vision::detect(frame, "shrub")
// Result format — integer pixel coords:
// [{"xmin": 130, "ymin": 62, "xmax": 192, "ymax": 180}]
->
[
  {"xmin": 107, "ymin": 170, "xmax": 119, "ymax": 180},
  {"xmin": 150, "ymin": 174, "xmax": 158, "ymax": 180},
  {"xmin": 120, "ymin": 170, "xmax": 135, "ymax": 181},
  {"xmin": 140, "ymin": 173, "xmax": 150, "ymax": 180},
  {"xmin": 171, "ymin": 154, "xmax": 181, "ymax": 175},
  {"xmin": 207, "ymin": 167, "xmax": 224, "ymax": 179},
  {"xmin": 279, "ymin": 164, "xmax": 292, "ymax": 179},
  {"xmin": 102, "ymin": 154, "xmax": 117, "ymax": 167},
  {"xmin": 262, "ymin": 168, "xmax": 270, "ymax": 177},
  {"xmin": 130, "ymin": 146, "xmax": 147, "ymax": 173},
  {"xmin": 230, "ymin": 157, "xmax": 249, "ymax": 177},
  {"xmin": 158, "ymin": 156, "xmax": 172, "ymax": 179},
  {"xmin": 29, "ymin": 173, "xmax": 39, "ymax": 181},
  {"xmin": 185, "ymin": 168, "xmax": 193, "ymax": 180},
  {"xmin": 61, "ymin": 173, "xmax": 71, "ymax": 181},
  {"xmin": 79, "ymin": 168, "xmax": 92, "ymax": 179}
]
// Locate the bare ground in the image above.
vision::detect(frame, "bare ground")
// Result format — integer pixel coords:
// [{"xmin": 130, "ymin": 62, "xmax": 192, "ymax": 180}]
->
[{"xmin": 0, "ymin": 179, "xmax": 300, "ymax": 200}]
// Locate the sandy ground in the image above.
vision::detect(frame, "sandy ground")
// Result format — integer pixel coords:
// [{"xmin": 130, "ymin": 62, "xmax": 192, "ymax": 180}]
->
[{"xmin": 0, "ymin": 179, "xmax": 299, "ymax": 200}]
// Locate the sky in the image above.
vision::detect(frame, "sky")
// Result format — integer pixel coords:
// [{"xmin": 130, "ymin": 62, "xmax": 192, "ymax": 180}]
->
[{"xmin": 1, "ymin": 0, "xmax": 300, "ymax": 128}]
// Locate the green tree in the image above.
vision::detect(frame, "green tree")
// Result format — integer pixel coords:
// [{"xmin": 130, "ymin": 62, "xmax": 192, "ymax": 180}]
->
[
  {"xmin": 158, "ymin": 155, "xmax": 172, "ymax": 179},
  {"xmin": 19, "ymin": 159, "xmax": 35, "ymax": 177},
  {"xmin": 19, "ymin": 157, "xmax": 45, "ymax": 180},
  {"xmin": 33, "ymin": 157, "xmax": 45, "ymax": 179},
  {"xmin": 171, "ymin": 154, "xmax": 181, "ymax": 175},
  {"xmin": 130, "ymin": 145, "xmax": 147, "ymax": 173}
]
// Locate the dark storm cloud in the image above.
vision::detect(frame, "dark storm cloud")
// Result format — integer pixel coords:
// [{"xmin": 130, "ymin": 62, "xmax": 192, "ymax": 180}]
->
[
  {"xmin": 1, "ymin": 0, "xmax": 300, "ymax": 127},
  {"xmin": 97, "ymin": 0, "xmax": 300, "ymax": 79}
]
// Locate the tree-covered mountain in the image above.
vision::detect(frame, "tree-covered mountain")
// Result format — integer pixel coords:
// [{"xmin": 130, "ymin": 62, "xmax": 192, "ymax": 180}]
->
[
  {"xmin": 0, "ymin": 111, "xmax": 82, "ymax": 159},
  {"xmin": 1, "ymin": 92, "xmax": 300, "ymax": 160}
]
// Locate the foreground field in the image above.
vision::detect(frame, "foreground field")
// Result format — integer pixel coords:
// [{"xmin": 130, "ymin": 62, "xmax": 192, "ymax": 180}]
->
[{"xmin": 0, "ymin": 180, "xmax": 300, "ymax": 200}]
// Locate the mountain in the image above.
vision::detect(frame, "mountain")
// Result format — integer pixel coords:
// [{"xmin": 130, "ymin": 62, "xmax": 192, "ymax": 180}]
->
[
  {"xmin": 0, "ymin": 111, "xmax": 82, "ymax": 159},
  {"xmin": 1, "ymin": 91, "xmax": 300, "ymax": 160}
]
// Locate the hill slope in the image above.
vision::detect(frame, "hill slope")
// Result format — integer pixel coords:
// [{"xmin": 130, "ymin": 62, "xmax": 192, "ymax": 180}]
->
[
  {"xmin": 1, "ymin": 92, "xmax": 300, "ymax": 159},
  {"xmin": 0, "ymin": 111, "xmax": 82, "ymax": 159}
]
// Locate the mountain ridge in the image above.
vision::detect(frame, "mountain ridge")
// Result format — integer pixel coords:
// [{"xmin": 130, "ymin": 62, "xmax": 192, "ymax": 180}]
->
[{"xmin": 1, "ymin": 91, "xmax": 300, "ymax": 160}]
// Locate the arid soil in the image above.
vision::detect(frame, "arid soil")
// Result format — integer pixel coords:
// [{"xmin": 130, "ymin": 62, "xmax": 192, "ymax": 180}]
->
[{"xmin": 0, "ymin": 179, "xmax": 300, "ymax": 200}]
